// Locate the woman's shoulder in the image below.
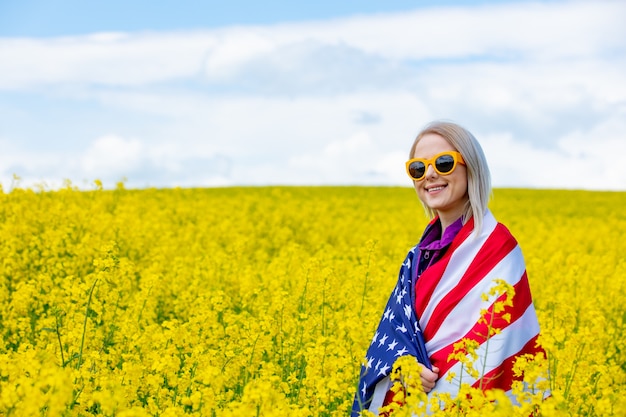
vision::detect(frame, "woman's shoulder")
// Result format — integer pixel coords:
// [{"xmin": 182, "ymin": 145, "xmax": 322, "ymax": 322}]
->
[
  {"xmin": 494, "ymin": 221, "xmax": 517, "ymax": 241},
  {"xmin": 483, "ymin": 210, "xmax": 519, "ymax": 243}
]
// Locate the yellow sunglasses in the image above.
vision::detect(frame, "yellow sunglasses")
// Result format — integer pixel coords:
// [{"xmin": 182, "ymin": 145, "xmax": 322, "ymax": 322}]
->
[{"xmin": 405, "ymin": 151, "xmax": 466, "ymax": 181}]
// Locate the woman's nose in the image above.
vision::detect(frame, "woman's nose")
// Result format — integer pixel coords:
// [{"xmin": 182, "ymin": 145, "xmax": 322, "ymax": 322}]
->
[{"xmin": 425, "ymin": 163, "xmax": 437, "ymax": 178}]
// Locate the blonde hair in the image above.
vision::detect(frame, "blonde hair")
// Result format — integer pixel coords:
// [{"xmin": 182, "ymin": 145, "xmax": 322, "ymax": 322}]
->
[{"xmin": 409, "ymin": 120, "xmax": 492, "ymax": 234}]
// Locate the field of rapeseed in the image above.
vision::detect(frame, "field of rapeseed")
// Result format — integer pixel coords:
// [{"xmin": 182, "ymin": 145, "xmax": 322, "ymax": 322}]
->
[{"xmin": 1, "ymin": 183, "xmax": 625, "ymax": 416}]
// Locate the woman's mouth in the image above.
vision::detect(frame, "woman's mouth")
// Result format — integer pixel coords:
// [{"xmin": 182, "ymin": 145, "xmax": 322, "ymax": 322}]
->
[{"xmin": 426, "ymin": 185, "xmax": 447, "ymax": 193}]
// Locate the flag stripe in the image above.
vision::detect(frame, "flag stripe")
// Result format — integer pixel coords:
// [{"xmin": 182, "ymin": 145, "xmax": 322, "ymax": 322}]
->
[
  {"xmin": 430, "ymin": 305, "xmax": 541, "ymax": 397},
  {"xmin": 417, "ymin": 214, "xmax": 497, "ymax": 325},
  {"xmin": 430, "ymin": 272, "xmax": 534, "ymax": 376},
  {"xmin": 425, "ymin": 244, "xmax": 527, "ymax": 355},
  {"xmin": 422, "ymin": 224, "xmax": 519, "ymax": 340},
  {"xmin": 412, "ymin": 217, "xmax": 477, "ymax": 318},
  {"xmin": 474, "ymin": 334, "xmax": 543, "ymax": 392}
]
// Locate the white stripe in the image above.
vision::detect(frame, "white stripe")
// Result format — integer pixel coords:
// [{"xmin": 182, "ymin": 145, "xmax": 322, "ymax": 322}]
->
[
  {"xmin": 426, "ymin": 245, "xmax": 526, "ymax": 354},
  {"xmin": 369, "ymin": 376, "xmax": 390, "ymax": 413},
  {"xmin": 429, "ymin": 305, "xmax": 540, "ymax": 399},
  {"xmin": 419, "ymin": 211, "xmax": 498, "ymax": 330}
]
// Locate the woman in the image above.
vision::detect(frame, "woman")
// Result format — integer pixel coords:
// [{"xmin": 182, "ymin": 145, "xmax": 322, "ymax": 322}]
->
[{"xmin": 351, "ymin": 121, "xmax": 546, "ymax": 416}]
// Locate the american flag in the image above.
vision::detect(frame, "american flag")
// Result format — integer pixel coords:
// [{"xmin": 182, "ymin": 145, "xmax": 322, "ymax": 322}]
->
[{"xmin": 352, "ymin": 210, "xmax": 546, "ymax": 415}]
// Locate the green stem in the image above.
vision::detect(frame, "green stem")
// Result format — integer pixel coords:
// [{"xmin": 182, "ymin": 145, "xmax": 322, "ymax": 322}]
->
[
  {"xmin": 563, "ymin": 342, "xmax": 585, "ymax": 400},
  {"xmin": 77, "ymin": 277, "xmax": 99, "ymax": 370},
  {"xmin": 55, "ymin": 312, "xmax": 66, "ymax": 367},
  {"xmin": 359, "ymin": 241, "xmax": 376, "ymax": 316},
  {"xmin": 479, "ymin": 309, "xmax": 496, "ymax": 390}
]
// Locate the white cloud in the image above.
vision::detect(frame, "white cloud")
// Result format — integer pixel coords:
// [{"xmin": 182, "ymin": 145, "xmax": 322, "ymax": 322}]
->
[
  {"xmin": 482, "ymin": 112, "xmax": 626, "ymax": 190},
  {"xmin": 0, "ymin": 32, "xmax": 217, "ymax": 88},
  {"xmin": 284, "ymin": 132, "xmax": 412, "ymax": 185},
  {"xmin": 81, "ymin": 134, "xmax": 143, "ymax": 175},
  {"xmin": 1, "ymin": 1, "xmax": 623, "ymax": 89},
  {"xmin": 203, "ymin": 29, "xmax": 277, "ymax": 79}
]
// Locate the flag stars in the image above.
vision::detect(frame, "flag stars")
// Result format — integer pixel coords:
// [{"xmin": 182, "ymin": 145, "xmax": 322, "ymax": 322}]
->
[
  {"xmin": 387, "ymin": 339, "xmax": 398, "ymax": 351},
  {"xmin": 377, "ymin": 363, "xmax": 391, "ymax": 376},
  {"xmin": 358, "ymin": 249, "xmax": 430, "ymax": 407},
  {"xmin": 378, "ymin": 333, "xmax": 389, "ymax": 347},
  {"xmin": 395, "ymin": 346, "xmax": 409, "ymax": 357},
  {"xmin": 403, "ymin": 304, "xmax": 412, "ymax": 319}
]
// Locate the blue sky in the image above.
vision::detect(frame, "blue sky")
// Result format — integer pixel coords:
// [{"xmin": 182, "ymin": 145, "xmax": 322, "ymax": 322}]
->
[
  {"xmin": 1, "ymin": 0, "xmax": 625, "ymax": 190},
  {"xmin": 0, "ymin": 1, "xmax": 485, "ymax": 36}
]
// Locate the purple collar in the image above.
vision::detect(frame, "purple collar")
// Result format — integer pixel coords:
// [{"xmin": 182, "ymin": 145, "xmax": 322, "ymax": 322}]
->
[{"xmin": 418, "ymin": 217, "xmax": 464, "ymax": 251}]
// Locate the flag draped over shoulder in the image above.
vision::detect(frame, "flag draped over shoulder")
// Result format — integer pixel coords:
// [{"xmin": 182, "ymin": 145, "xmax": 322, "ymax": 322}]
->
[
  {"xmin": 351, "ymin": 239, "xmax": 428, "ymax": 415},
  {"xmin": 352, "ymin": 210, "xmax": 545, "ymax": 416}
]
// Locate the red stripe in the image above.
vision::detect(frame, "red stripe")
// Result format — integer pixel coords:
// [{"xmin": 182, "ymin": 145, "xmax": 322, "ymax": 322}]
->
[
  {"xmin": 472, "ymin": 334, "xmax": 544, "ymax": 392},
  {"xmin": 413, "ymin": 217, "xmax": 475, "ymax": 317},
  {"xmin": 429, "ymin": 274, "xmax": 534, "ymax": 377},
  {"xmin": 380, "ymin": 385, "xmax": 406, "ymax": 416},
  {"xmin": 423, "ymin": 223, "xmax": 518, "ymax": 340}
]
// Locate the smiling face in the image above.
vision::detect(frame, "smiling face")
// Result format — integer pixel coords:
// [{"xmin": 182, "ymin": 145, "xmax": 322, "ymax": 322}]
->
[{"xmin": 411, "ymin": 133, "xmax": 469, "ymax": 227}]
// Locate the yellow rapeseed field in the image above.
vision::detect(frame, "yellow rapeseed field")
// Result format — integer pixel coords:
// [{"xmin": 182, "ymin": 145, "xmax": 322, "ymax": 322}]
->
[{"xmin": 1, "ymin": 183, "xmax": 625, "ymax": 416}]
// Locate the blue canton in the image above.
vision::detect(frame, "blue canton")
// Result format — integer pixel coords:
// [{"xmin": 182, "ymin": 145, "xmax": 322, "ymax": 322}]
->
[{"xmin": 351, "ymin": 246, "xmax": 431, "ymax": 416}]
